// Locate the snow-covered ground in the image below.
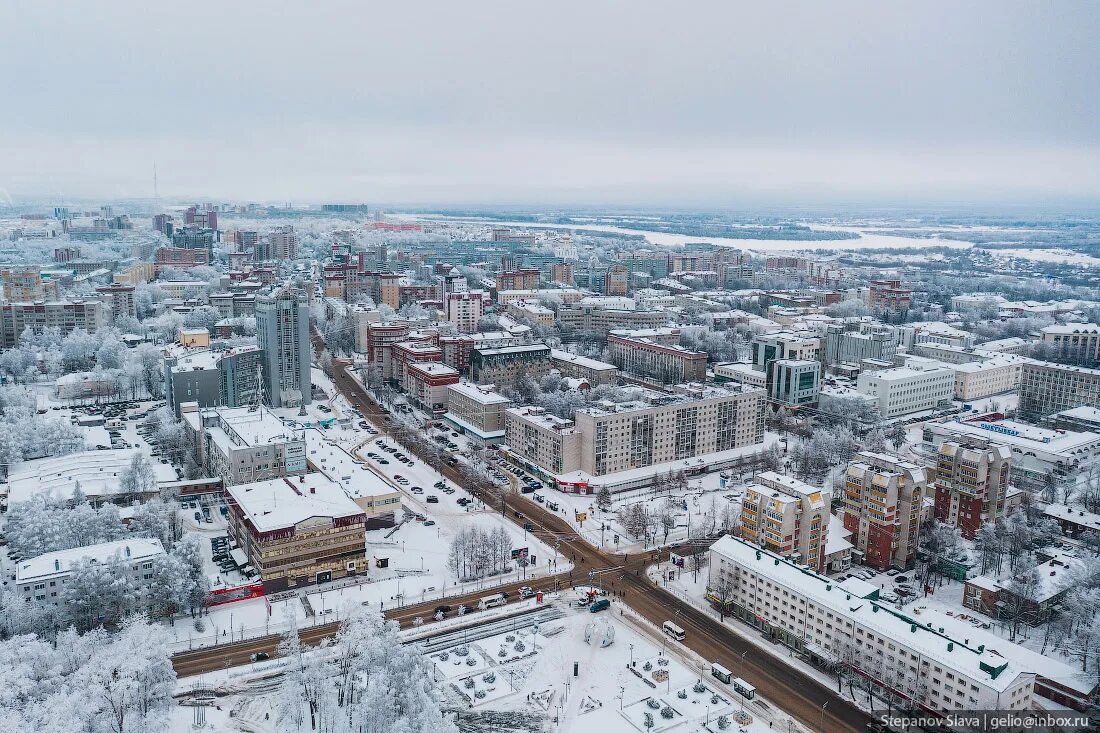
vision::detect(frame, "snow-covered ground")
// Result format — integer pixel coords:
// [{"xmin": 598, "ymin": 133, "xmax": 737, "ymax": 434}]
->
[{"xmin": 177, "ymin": 592, "xmax": 800, "ymax": 733}]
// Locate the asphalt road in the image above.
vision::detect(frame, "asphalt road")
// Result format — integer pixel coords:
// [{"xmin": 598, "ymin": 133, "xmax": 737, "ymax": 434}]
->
[{"xmin": 172, "ymin": 339, "xmax": 872, "ymax": 732}]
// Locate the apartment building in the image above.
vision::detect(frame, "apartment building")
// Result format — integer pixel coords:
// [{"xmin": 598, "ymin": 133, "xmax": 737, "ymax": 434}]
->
[
  {"xmin": 495, "ymin": 269, "xmax": 541, "ymax": 291},
  {"xmin": 951, "ymin": 356, "xmax": 1028, "ymax": 401},
  {"xmin": 1019, "ymin": 361, "xmax": 1100, "ymax": 421},
  {"xmin": 470, "ymin": 344, "xmax": 552, "ymax": 390},
  {"xmin": 446, "ymin": 290, "xmax": 487, "ymax": 333},
  {"xmin": 933, "ymin": 438, "xmax": 1012, "ymax": 539},
  {"xmin": 548, "ymin": 349, "xmax": 620, "ymax": 386},
  {"xmin": 186, "ymin": 404, "xmax": 307, "ymax": 486},
  {"xmin": 923, "ymin": 417, "xmax": 1100, "ymax": 497},
  {"xmin": 0, "ymin": 300, "xmax": 107, "ymax": 347},
  {"xmin": 405, "ymin": 362, "xmax": 460, "ymax": 415},
  {"xmin": 154, "ymin": 246, "xmax": 209, "ymax": 273},
  {"xmin": 550, "ymin": 262, "xmax": 574, "ymax": 285},
  {"xmin": 604, "ymin": 264, "xmax": 629, "ymax": 295},
  {"xmin": 856, "ymin": 363, "xmax": 955, "ymax": 418},
  {"xmin": 504, "ymin": 384, "xmax": 765, "ymax": 490},
  {"xmin": 843, "ymin": 452, "xmax": 926, "ymax": 570},
  {"xmin": 15, "ymin": 539, "xmax": 165, "ymax": 609},
  {"xmin": 607, "ymin": 330, "xmax": 707, "ymax": 384},
  {"xmin": 2, "ymin": 268, "xmax": 49, "ymax": 301},
  {"xmin": 445, "ymin": 381, "xmax": 512, "ymax": 442},
  {"xmin": 739, "ymin": 472, "xmax": 831, "ymax": 572},
  {"xmin": 867, "ymin": 279, "xmax": 911, "ymax": 314},
  {"xmin": 92, "ymin": 284, "xmax": 136, "ymax": 321},
  {"xmin": 707, "ymin": 536, "xmax": 1034, "ymax": 715},
  {"xmin": 225, "ymin": 473, "xmax": 367, "ymax": 591},
  {"xmin": 269, "ymin": 225, "xmax": 298, "ymax": 260}
]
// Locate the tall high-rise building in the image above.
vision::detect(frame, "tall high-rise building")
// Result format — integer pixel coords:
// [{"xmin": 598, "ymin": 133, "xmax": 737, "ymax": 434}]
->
[
  {"xmin": 842, "ymin": 452, "xmax": 926, "ymax": 570},
  {"xmin": 270, "ymin": 226, "xmax": 298, "ymax": 260},
  {"xmin": 932, "ymin": 438, "xmax": 1012, "ymax": 539},
  {"xmin": 256, "ymin": 288, "xmax": 311, "ymax": 408}
]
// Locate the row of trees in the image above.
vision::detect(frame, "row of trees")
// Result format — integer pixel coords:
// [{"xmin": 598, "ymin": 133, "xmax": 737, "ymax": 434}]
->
[{"xmin": 447, "ymin": 525, "xmax": 515, "ymax": 582}]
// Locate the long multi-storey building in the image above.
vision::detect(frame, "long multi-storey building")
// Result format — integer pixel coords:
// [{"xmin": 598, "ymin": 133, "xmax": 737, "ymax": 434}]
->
[
  {"xmin": 15, "ymin": 538, "xmax": 165, "ymax": 609},
  {"xmin": 739, "ymin": 472, "xmax": 831, "ymax": 572},
  {"xmin": 867, "ymin": 279, "xmax": 911, "ymax": 315},
  {"xmin": 0, "ymin": 300, "xmax": 106, "ymax": 347},
  {"xmin": 225, "ymin": 473, "xmax": 367, "ymax": 591},
  {"xmin": 843, "ymin": 452, "xmax": 926, "ymax": 570},
  {"xmin": 1019, "ymin": 361, "xmax": 1100, "ymax": 420},
  {"xmin": 504, "ymin": 383, "xmax": 765, "ymax": 491},
  {"xmin": 607, "ymin": 329, "xmax": 707, "ymax": 384},
  {"xmin": 495, "ymin": 269, "xmax": 540, "ymax": 291},
  {"xmin": 707, "ymin": 536, "xmax": 1035, "ymax": 715},
  {"xmin": 951, "ymin": 356, "xmax": 1028, "ymax": 401},
  {"xmin": 932, "ymin": 438, "xmax": 1012, "ymax": 539},
  {"xmin": 470, "ymin": 344, "xmax": 552, "ymax": 390},
  {"xmin": 556, "ymin": 304, "xmax": 673, "ymax": 335}
]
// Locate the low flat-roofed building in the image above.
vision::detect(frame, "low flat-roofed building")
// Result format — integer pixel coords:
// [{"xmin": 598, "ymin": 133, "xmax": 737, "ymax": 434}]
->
[
  {"xmin": 951, "ymin": 355, "xmax": 1029, "ymax": 401},
  {"xmin": 713, "ymin": 362, "xmax": 768, "ymax": 389},
  {"xmin": 3, "ymin": 448, "xmax": 175, "ymax": 506},
  {"xmin": 225, "ymin": 472, "xmax": 367, "ymax": 591},
  {"xmin": 15, "ymin": 538, "xmax": 165, "ymax": 607},
  {"xmin": 549, "ymin": 349, "xmax": 619, "ymax": 386}
]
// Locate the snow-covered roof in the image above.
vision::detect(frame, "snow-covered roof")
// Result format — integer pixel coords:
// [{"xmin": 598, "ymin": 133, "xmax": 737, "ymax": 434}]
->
[
  {"xmin": 3, "ymin": 449, "xmax": 175, "ymax": 504},
  {"xmin": 549, "ymin": 349, "xmax": 617, "ymax": 372},
  {"xmin": 710, "ymin": 535, "xmax": 1026, "ymax": 692},
  {"xmin": 447, "ymin": 381, "xmax": 511, "ymax": 405},
  {"xmin": 931, "ymin": 418, "xmax": 1100, "ymax": 455},
  {"xmin": 16, "ymin": 538, "xmax": 165, "ymax": 584},
  {"xmin": 1042, "ymin": 503, "xmax": 1100, "ymax": 531},
  {"xmin": 226, "ymin": 473, "xmax": 364, "ymax": 533}
]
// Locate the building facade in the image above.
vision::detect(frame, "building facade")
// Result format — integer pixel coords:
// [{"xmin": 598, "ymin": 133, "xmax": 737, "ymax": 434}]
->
[
  {"xmin": 1019, "ymin": 361, "xmax": 1100, "ymax": 421},
  {"xmin": 607, "ymin": 331, "xmax": 707, "ymax": 384},
  {"xmin": 256, "ymin": 288, "xmax": 311, "ymax": 407},
  {"xmin": 843, "ymin": 452, "xmax": 926, "ymax": 570},
  {"xmin": 933, "ymin": 438, "xmax": 1012, "ymax": 539},
  {"xmin": 739, "ymin": 472, "xmax": 831, "ymax": 572}
]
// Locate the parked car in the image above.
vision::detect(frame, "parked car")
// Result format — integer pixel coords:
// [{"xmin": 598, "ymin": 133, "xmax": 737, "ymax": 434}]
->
[
  {"xmin": 426, "ymin": 496, "xmax": 439, "ymax": 503},
  {"xmin": 519, "ymin": 586, "xmax": 535, "ymax": 598},
  {"xmin": 250, "ymin": 652, "xmax": 270, "ymax": 662}
]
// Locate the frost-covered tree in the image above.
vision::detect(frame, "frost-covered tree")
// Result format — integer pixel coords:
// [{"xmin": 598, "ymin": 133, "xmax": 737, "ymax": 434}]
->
[{"xmin": 5, "ymin": 496, "xmax": 127, "ymax": 558}]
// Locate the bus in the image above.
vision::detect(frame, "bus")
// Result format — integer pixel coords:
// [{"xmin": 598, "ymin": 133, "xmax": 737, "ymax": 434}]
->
[
  {"xmin": 478, "ymin": 593, "xmax": 507, "ymax": 610},
  {"xmin": 662, "ymin": 621, "xmax": 686, "ymax": 641},
  {"xmin": 710, "ymin": 662, "xmax": 733, "ymax": 684},
  {"xmin": 732, "ymin": 678, "xmax": 756, "ymax": 700}
]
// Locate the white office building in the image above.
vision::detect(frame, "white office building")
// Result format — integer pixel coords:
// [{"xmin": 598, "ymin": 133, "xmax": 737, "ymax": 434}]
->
[{"xmin": 856, "ymin": 363, "xmax": 955, "ymax": 418}]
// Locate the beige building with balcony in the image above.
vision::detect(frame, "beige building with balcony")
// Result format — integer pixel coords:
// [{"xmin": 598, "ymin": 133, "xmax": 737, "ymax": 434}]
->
[
  {"xmin": 842, "ymin": 452, "xmax": 926, "ymax": 570},
  {"xmin": 739, "ymin": 472, "xmax": 831, "ymax": 572}
]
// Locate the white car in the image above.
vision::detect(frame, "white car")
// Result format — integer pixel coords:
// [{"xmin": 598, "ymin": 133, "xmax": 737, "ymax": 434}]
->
[{"xmin": 519, "ymin": 586, "xmax": 535, "ymax": 598}]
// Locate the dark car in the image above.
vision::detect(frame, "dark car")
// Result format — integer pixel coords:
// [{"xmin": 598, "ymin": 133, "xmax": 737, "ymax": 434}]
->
[
  {"xmin": 426, "ymin": 496, "xmax": 439, "ymax": 503},
  {"xmin": 434, "ymin": 605, "xmax": 452, "ymax": 616},
  {"xmin": 250, "ymin": 652, "xmax": 270, "ymax": 662}
]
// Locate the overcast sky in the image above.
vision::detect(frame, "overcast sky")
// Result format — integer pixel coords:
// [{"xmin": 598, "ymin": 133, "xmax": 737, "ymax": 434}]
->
[{"xmin": 1, "ymin": 1, "xmax": 1098, "ymax": 208}]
